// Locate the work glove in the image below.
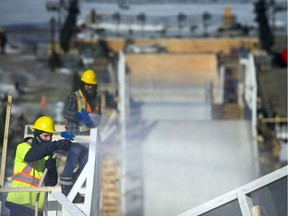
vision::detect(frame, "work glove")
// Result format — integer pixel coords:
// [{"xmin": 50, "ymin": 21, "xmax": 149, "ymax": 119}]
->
[
  {"xmin": 45, "ymin": 157, "xmax": 57, "ymax": 170},
  {"xmin": 44, "ymin": 157, "xmax": 58, "ymax": 186},
  {"xmin": 76, "ymin": 108, "xmax": 93, "ymax": 127},
  {"xmin": 56, "ymin": 139, "xmax": 71, "ymax": 151},
  {"xmin": 61, "ymin": 132, "xmax": 75, "ymax": 141}
]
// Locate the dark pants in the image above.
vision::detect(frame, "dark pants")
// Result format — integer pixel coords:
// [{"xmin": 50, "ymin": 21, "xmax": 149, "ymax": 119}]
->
[
  {"xmin": 5, "ymin": 201, "xmax": 43, "ymax": 216},
  {"xmin": 61, "ymin": 142, "xmax": 88, "ymax": 179}
]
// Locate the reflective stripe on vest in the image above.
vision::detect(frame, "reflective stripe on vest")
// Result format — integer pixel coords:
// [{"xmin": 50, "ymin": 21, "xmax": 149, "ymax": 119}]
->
[
  {"xmin": 6, "ymin": 141, "xmax": 46, "ymax": 211},
  {"xmin": 12, "ymin": 162, "xmax": 40, "ymax": 187},
  {"xmin": 75, "ymin": 90, "xmax": 99, "ymax": 132}
]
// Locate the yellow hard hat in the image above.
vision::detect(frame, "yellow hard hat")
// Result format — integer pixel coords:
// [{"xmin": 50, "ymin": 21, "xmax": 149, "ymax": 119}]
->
[
  {"xmin": 33, "ymin": 116, "xmax": 56, "ymax": 134},
  {"xmin": 81, "ymin": 69, "xmax": 97, "ymax": 85}
]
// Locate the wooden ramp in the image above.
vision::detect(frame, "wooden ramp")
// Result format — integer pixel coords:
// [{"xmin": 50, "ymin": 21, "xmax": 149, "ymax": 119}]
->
[
  {"xmin": 126, "ymin": 53, "xmax": 216, "ymax": 86},
  {"xmin": 125, "ymin": 53, "xmax": 217, "ymax": 103},
  {"xmin": 104, "ymin": 38, "xmax": 259, "ymax": 54}
]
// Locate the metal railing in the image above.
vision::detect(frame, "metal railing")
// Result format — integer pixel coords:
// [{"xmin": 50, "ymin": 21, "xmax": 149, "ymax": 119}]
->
[
  {"xmin": 1, "ymin": 125, "xmax": 101, "ymax": 216},
  {"xmin": 178, "ymin": 165, "xmax": 288, "ymax": 216},
  {"xmin": 0, "ymin": 186, "xmax": 86, "ymax": 216}
]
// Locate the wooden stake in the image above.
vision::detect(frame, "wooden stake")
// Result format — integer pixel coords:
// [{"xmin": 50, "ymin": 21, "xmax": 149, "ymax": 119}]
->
[
  {"xmin": 0, "ymin": 96, "xmax": 12, "ymax": 186},
  {"xmin": 0, "ymin": 95, "xmax": 12, "ymax": 215},
  {"xmin": 35, "ymin": 153, "xmax": 57, "ymax": 216},
  {"xmin": 252, "ymin": 205, "xmax": 261, "ymax": 216}
]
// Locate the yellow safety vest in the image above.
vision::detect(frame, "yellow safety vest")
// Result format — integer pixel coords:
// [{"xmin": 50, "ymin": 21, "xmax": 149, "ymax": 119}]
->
[
  {"xmin": 75, "ymin": 89, "xmax": 100, "ymax": 132},
  {"xmin": 6, "ymin": 141, "xmax": 48, "ymax": 211}
]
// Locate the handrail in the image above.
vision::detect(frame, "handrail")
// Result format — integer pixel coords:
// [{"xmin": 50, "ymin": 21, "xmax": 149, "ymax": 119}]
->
[
  {"xmin": 178, "ymin": 166, "xmax": 287, "ymax": 216},
  {"xmin": 50, "ymin": 191, "xmax": 86, "ymax": 216},
  {"xmin": 260, "ymin": 117, "xmax": 288, "ymax": 123},
  {"xmin": 0, "ymin": 186, "xmax": 86, "ymax": 216},
  {"xmin": 0, "ymin": 186, "xmax": 61, "ymax": 193}
]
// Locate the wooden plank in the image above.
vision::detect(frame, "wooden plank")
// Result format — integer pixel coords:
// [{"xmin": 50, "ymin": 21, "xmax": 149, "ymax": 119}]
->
[
  {"xmin": 101, "ymin": 191, "xmax": 121, "ymax": 198},
  {"xmin": 261, "ymin": 117, "xmax": 288, "ymax": 123},
  {"xmin": 101, "ymin": 157, "xmax": 122, "ymax": 215},
  {"xmin": 0, "ymin": 95, "xmax": 12, "ymax": 187},
  {"xmin": 0, "ymin": 186, "xmax": 61, "ymax": 193}
]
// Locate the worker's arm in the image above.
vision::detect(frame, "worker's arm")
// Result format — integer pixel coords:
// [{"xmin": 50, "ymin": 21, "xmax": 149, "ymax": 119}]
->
[
  {"xmin": 63, "ymin": 94, "xmax": 78, "ymax": 122},
  {"xmin": 24, "ymin": 139, "xmax": 71, "ymax": 162},
  {"xmin": 24, "ymin": 140, "xmax": 58, "ymax": 162}
]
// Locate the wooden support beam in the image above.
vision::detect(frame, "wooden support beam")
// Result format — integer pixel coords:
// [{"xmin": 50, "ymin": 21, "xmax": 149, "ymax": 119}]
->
[
  {"xmin": 260, "ymin": 117, "xmax": 288, "ymax": 123},
  {"xmin": 0, "ymin": 96, "xmax": 12, "ymax": 216},
  {"xmin": 0, "ymin": 186, "xmax": 61, "ymax": 193},
  {"xmin": 0, "ymin": 95, "xmax": 12, "ymax": 187}
]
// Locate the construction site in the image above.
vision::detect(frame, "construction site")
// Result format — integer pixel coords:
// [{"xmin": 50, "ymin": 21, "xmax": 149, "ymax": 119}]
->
[{"xmin": 0, "ymin": 0, "xmax": 287, "ymax": 216}]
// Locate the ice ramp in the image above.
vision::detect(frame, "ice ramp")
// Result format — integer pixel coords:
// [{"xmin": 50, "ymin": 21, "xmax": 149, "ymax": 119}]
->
[{"xmin": 125, "ymin": 120, "xmax": 257, "ymax": 216}]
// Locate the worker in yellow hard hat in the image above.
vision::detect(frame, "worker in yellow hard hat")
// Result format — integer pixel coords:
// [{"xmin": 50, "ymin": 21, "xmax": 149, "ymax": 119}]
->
[
  {"xmin": 5, "ymin": 116, "xmax": 71, "ymax": 216},
  {"xmin": 64, "ymin": 69, "xmax": 101, "ymax": 134},
  {"xmin": 60, "ymin": 69, "xmax": 102, "ymax": 202}
]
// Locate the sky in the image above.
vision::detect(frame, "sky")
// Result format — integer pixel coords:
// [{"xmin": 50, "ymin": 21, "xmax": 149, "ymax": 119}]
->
[
  {"xmin": 0, "ymin": 0, "xmax": 257, "ymax": 26},
  {"xmin": 0, "ymin": 0, "xmax": 286, "ymax": 36}
]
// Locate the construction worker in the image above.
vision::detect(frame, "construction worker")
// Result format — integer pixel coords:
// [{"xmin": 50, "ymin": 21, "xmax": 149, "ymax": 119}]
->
[
  {"xmin": 5, "ymin": 116, "xmax": 71, "ymax": 216},
  {"xmin": 60, "ymin": 69, "xmax": 101, "ymax": 201}
]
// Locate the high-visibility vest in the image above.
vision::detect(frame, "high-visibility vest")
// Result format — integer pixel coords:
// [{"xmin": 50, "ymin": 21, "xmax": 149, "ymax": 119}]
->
[
  {"xmin": 6, "ymin": 141, "xmax": 48, "ymax": 211},
  {"xmin": 75, "ymin": 89, "xmax": 101, "ymax": 132}
]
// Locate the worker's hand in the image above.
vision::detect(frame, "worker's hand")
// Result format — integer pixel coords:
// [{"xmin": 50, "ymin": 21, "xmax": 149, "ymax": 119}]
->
[
  {"xmin": 56, "ymin": 139, "xmax": 71, "ymax": 151},
  {"xmin": 76, "ymin": 109, "xmax": 93, "ymax": 127},
  {"xmin": 45, "ymin": 157, "xmax": 57, "ymax": 170}
]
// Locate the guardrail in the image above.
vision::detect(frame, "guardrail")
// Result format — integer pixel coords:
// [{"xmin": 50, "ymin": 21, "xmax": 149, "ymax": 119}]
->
[{"xmin": 0, "ymin": 186, "xmax": 86, "ymax": 216}]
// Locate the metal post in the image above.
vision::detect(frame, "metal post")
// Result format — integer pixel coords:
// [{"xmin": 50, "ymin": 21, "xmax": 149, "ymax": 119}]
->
[
  {"xmin": 242, "ymin": 54, "xmax": 259, "ymax": 177},
  {"xmin": 84, "ymin": 127, "xmax": 102, "ymax": 215},
  {"xmin": 118, "ymin": 51, "xmax": 127, "ymax": 215},
  {"xmin": 249, "ymin": 54, "xmax": 259, "ymax": 177}
]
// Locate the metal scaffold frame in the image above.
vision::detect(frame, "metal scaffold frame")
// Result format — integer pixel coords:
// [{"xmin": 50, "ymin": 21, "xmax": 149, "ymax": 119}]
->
[
  {"xmin": 117, "ymin": 50, "xmax": 128, "ymax": 215},
  {"xmin": 0, "ymin": 124, "xmax": 101, "ymax": 216},
  {"xmin": 178, "ymin": 165, "xmax": 288, "ymax": 216}
]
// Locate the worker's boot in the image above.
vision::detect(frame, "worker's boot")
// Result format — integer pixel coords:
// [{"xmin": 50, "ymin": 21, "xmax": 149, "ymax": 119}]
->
[
  {"xmin": 60, "ymin": 176, "xmax": 84, "ymax": 203},
  {"xmin": 60, "ymin": 176, "xmax": 74, "ymax": 196}
]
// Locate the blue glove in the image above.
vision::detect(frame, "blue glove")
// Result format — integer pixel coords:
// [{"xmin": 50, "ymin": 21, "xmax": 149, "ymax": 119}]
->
[
  {"xmin": 76, "ymin": 109, "xmax": 93, "ymax": 127},
  {"xmin": 61, "ymin": 132, "xmax": 75, "ymax": 141}
]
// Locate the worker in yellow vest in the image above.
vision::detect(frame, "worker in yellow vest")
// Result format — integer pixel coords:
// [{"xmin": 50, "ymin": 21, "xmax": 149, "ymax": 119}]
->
[
  {"xmin": 5, "ymin": 116, "xmax": 71, "ymax": 216},
  {"xmin": 61, "ymin": 69, "xmax": 101, "ymax": 202}
]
